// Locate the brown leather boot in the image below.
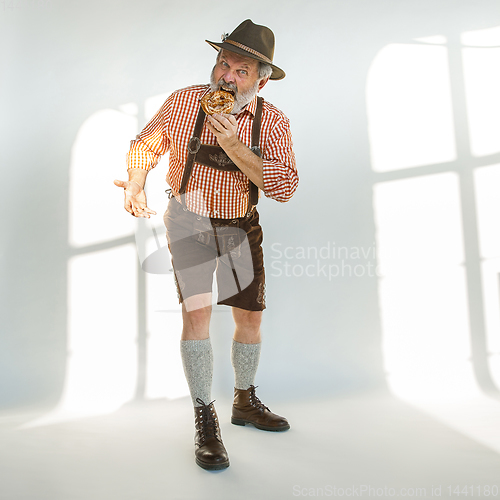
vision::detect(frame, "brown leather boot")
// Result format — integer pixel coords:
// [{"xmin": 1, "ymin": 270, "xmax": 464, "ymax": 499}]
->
[
  {"xmin": 231, "ymin": 385, "xmax": 290, "ymax": 432},
  {"xmin": 194, "ymin": 398, "xmax": 229, "ymax": 470}
]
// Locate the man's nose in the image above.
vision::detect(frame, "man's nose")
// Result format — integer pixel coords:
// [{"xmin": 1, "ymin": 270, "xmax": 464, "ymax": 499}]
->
[{"xmin": 223, "ymin": 71, "xmax": 236, "ymax": 83}]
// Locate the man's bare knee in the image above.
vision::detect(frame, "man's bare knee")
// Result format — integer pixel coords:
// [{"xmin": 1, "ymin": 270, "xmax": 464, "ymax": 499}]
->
[
  {"xmin": 233, "ymin": 308, "xmax": 262, "ymax": 328},
  {"xmin": 232, "ymin": 308, "xmax": 262, "ymax": 343},
  {"xmin": 182, "ymin": 297, "xmax": 212, "ymax": 340}
]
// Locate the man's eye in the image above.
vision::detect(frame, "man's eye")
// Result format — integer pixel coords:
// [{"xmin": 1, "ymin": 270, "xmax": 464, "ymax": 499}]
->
[{"xmin": 239, "ymin": 70, "xmax": 247, "ymax": 76}]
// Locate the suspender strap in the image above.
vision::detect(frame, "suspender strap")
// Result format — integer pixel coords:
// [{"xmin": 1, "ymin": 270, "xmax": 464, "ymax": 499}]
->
[
  {"xmin": 179, "ymin": 106, "xmax": 206, "ymax": 195},
  {"xmin": 252, "ymin": 97, "xmax": 263, "ymax": 151},
  {"xmin": 248, "ymin": 96, "xmax": 263, "ymax": 208}
]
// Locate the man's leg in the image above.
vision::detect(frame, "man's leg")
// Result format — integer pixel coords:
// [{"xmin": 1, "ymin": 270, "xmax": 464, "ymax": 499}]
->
[
  {"xmin": 180, "ymin": 293, "xmax": 230, "ymax": 470},
  {"xmin": 180, "ymin": 293, "xmax": 213, "ymax": 405},
  {"xmin": 230, "ymin": 307, "xmax": 290, "ymax": 431},
  {"xmin": 231, "ymin": 308, "xmax": 262, "ymax": 390},
  {"xmin": 164, "ymin": 197, "xmax": 229, "ymax": 469}
]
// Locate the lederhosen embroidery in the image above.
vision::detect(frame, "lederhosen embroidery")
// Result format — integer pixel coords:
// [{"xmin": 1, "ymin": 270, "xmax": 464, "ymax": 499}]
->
[{"xmin": 179, "ymin": 96, "xmax": 263, "ymax": 215}]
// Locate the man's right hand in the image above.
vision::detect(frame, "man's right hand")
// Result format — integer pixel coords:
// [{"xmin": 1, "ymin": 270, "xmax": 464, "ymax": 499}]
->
[{"xmin": 114, "ymin": 179, "xmax": 157, "ymax": 218}]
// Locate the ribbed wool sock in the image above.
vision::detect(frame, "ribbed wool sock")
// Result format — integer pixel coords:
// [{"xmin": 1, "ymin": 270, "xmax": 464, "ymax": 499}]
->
[
  {"xmin": 180, "ymin": 338, "xmax": 213, "ymax": 407},
  {"xmin": 231, "ymin": 339, "xmax": 262, "ymax": 390}
]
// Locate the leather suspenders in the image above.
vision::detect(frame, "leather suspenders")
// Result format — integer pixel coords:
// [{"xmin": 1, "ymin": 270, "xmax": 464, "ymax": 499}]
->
[
  {"xmin": 179, "ymin": 96, "xmax": 263, "ymax": 215},
  {"xmin": 179, "ymin": 107, "xmax": 207, "ymax": 194},
  {"xmin": 249, "ymin": 97, "xmax": 263, "ymax": 207}
]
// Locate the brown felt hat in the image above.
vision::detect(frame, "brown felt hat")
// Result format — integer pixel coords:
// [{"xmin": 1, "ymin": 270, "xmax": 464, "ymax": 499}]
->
[{"xmin": 206, "ymin": 19, "xmax": 285, "ymax": 80}]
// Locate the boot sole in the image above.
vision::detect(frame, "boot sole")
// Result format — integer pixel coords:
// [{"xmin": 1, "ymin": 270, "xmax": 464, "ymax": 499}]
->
[
  {"xmin": 195, "ymin": 457, "xmax": 230, "ymax": 471},
  {"xmin": 231, "ymin": 417, "xmax": 290, "ymax": 432}
]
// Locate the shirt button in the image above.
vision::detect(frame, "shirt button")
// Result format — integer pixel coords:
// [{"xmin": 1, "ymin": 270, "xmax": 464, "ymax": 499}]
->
[{"xmin": 214, "ymin": 189, "xmax": 219, "ymax": 195}]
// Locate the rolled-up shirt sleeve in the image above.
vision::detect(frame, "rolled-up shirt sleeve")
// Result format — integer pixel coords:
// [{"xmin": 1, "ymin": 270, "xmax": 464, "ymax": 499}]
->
[
  {"xmin": 261, "ymin": 116, "xmax": 298, "ymax": 203},
  {"xmin": 126, "ymin": 97, "xmax": 171, "ymax": 171}
]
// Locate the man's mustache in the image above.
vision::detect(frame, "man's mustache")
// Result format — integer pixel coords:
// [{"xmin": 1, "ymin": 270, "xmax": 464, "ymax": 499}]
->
[{"xmin": 217, "ymin": 80, "xmax": 238, "ymax": 94}]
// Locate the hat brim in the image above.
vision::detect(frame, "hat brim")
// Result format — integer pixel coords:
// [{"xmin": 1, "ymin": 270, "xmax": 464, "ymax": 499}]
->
[{"xmin": 206, "ymin": 40, "xmax": 285, "ymax": 80}]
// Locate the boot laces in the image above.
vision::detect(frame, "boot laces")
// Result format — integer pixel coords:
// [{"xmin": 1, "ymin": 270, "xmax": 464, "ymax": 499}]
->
[
  {"xmin": 195, "ymin": 398, "xmax": 221, "ymax": 442},
  {"xmin": 248, "ymin": 385, "xmax": 270, "ymax": 412}
]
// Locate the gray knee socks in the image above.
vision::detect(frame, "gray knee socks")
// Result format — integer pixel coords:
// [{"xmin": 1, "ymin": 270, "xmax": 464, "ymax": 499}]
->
[
  {"xmin": 180, "ymin": 338, "xmax": 213, "ymax": 407},
  {"xmin": 231, "ymin": 339, "xmax": 261, "ymax": 390},
  {"xmin": 180, "ymin": 338, "xmax": 261, "ymax": 404}
]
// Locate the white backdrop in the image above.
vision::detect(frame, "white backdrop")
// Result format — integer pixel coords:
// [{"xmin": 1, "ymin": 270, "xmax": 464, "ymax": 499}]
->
[{"xmin": 2, "ymin": 0, "xmax": 500, "ymax": 423}]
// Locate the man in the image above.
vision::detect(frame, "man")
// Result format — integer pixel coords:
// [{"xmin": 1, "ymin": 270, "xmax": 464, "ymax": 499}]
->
[{"xmin": 114, "ymin": 19, "xmax": 298, "ymax": 471}]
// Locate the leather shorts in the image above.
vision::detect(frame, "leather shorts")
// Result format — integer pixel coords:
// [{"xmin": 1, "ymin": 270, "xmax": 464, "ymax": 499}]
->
[{"xmin": 163, "ymin": 197, "xmax": 266, "ymax": 311}]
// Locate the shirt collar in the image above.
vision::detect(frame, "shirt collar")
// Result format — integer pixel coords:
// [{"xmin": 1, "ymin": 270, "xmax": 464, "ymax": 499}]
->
[{"xmin": 240, "ymin": 95, "xmax": 257, "ymax": 118}]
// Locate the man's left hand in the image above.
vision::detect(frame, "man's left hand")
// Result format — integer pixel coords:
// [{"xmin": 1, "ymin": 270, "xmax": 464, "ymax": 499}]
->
[{"xmin": 206, "ymin": 113, "xmax": 239, "ymax": 151}]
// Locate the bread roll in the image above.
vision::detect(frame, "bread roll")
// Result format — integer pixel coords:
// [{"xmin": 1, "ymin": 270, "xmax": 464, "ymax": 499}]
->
[{"xmin": 200, "ymin": 90, "xmax": 234, "ymax": 115}]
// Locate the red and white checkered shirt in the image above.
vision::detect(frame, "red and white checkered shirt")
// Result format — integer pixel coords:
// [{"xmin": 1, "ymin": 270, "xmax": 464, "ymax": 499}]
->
[{"xmin": 126, "ymin": 84, "xmax": 298, "ymax": 219}]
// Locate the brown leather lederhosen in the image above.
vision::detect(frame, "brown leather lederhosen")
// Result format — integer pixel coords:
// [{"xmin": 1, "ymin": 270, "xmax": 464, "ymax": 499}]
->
[{"xmin": 178, "ymin": 96, "xmax": 263, "ymax": 216}]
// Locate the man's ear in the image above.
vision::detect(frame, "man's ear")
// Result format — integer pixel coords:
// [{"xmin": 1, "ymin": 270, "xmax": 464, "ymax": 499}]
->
[{"xmin": 258, "ymin": 77, "xmax": 270, "ymax": 92}]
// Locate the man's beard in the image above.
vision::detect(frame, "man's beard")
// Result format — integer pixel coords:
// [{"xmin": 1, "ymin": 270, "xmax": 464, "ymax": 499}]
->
[{"xmin": 210, "ymin": 68, "xmax": 260, "ymax": 115}]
